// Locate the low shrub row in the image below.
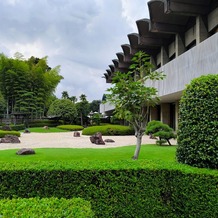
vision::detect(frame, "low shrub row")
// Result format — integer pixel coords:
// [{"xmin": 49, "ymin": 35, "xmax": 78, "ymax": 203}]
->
[
  {"xmin": 28, "ymin": 120, "xmax": 62, "ymax": 128},
  {"xmin": 82, "ymin": 124, "xmax": 134, "ymax": 135},
  {"xmin": 0, "ymin": 161, "xmax": 217, "ymax": 217},
  {"xmin": 56, "ymin": 125, "xmax": 84, "ymax": 131},
  {"xmin": 0, "ymin": 197, "xmax": 94, "ymax": 217},
  {"xmin": 0, "ymin": 130, "xmax": 20, "ymax": 138},
  {"xmin": 0, "ymin": 124, "xmax": 25, "ymax": 131}
]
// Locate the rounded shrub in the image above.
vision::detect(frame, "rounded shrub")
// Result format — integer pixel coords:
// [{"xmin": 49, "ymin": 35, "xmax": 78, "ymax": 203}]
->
[
  {"xmin": 176, "ymin": 74, "xmax": 218, "ymax": 169},
  {"xmin": 82, "ymin": 124, "xmax": 134, "ymax": 135},
  {"xmin": 0, "ymin": 197, "xmax": 94, "ymax": 217},
  {"xmin": 56, "ymin": 125, "xmax": 84, "ymax": 131}
]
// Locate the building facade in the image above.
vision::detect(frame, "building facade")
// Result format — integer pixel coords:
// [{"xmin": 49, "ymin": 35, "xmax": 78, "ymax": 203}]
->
[{"xmin": 100, "ymin": 0, "xmax": 218, "ymax": 130}]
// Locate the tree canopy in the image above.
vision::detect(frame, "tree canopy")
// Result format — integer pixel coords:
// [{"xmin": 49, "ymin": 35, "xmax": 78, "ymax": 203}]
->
[{"xmin": 47, "ymin": 99, "xmax": 77, "ymax": 123}]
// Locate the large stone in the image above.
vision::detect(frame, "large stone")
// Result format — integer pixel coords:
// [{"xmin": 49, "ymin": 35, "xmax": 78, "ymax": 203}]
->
[
  {"xmin": 90, "ymin": 132, "xmax": 105, "ymax": 145},
  {"xmin": 0, "ymin": 135, "xmax": 20, "ymax": 143},
  {"xmin": 16, "ymin": 148, "xmax": 35, "ymax": 155}
]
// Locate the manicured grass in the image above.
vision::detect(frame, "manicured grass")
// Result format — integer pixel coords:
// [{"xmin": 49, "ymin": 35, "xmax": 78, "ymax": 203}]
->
[
  {"xmin": 0, "ymin": 144, "xmax": 177, "ymax": 163},
  {"xmin": 22, "ymin": 127, "xmax": 70, "ymax": 133}
]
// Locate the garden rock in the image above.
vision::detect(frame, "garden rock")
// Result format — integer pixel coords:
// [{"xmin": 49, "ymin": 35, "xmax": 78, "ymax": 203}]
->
[
  {"xmin": 90, "ymin": 132, "xmax": 105, "ymax": 145},
  {"xmin": 24, "ymin": 129, "xmax": 31, "ymax": 133},
  {"xmin": 73, "ymin": 131, "xmax": 80, "ymax": 137},
  {"xmin": 43, "ymin": 126, "xmax": 49, "ymax": 129},
  {"xmin": 16, "ymin": 148, "xmax": 35, "ymax": 155},
  {"xmin": 0, "ymin": 135, "xmax": 20, "ymax": 143},
  {"xmin": 104, "ymin": 139, "xmax": 115, "ymax": 143}
]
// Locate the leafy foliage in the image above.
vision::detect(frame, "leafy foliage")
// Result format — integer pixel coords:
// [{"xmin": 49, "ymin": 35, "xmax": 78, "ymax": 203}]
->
[
  {"xmin": 145, "ymin": 120, "xmax": 176, "ymax": 145},
  {"xmin": 0, "ymin": 197, "xmax": 94, "ymax": 217},
  {"xmin": 177, "ymin": 74, "xmax": 218, "ymax": 169},
  {"xmin": 47, "ymin": 99, "xmax": 77, "ymax": 124}
]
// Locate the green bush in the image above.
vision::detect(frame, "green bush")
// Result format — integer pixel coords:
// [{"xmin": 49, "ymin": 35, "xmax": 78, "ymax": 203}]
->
[
  {"xmin": 145, "ymin": 120, "xmax": 176, "ymax": 145},
  {"xmin": 177, "ymin": 74, "xmax": 218, "ymax": 169},
  {"xmin": 0, "ymin": 163, "xmax": 217, "ymax": 218},
  {"xmin": 10, "ymin": 124, "xmax": 25, "ymax": 131},
  {"xmin": 0, "ymin": 130, "xmax": 20, "ymax": 138},
  {"xmin": 82, "ymin": 124, "xmax": 134, "ymax": 135},
  {"xmin": 28, "ymin": 120, "xmax": 62, "ymax": 128},
  {"xmin": 0, "ymin": 197, "xmax": 94, "ymax": 217},
  {"xmin": 56, "ymin": 125, "xmax": 84, "ymax": 131}
]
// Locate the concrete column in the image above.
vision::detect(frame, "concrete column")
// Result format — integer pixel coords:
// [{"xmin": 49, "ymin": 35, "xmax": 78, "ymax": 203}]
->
[
  {"xmin": 161, "ymin": 47, "xmax": 169, "ymax": 66},
  {"xmin": 150, "ymin": 106, "xmax": 159, "ymax": 121},
  {"xmin": 175, "ymin": 34, "xmax": 185, "ymax": 57},
  {"xmin": 160, "ymin": 103, "xmax": 171, "ymax": 126},
  {"xmin": 196, "ymin": 16, "xmax": 209, "ymax": 44},
  {"xmin": 175, "ymin": 101, "xmax": 180, "ymax": 131}
]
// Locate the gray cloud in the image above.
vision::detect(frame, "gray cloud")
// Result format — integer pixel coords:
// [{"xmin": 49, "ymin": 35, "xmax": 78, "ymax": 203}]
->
[{"xmin": 0, "ymin": 0, "xmax": 149, "ymax": 101}]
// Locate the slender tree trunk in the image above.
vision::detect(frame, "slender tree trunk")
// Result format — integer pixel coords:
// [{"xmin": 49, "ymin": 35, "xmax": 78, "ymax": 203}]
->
[{"xmin": 132, "ymin": 131, "xmax": 143, "ymax": 160}]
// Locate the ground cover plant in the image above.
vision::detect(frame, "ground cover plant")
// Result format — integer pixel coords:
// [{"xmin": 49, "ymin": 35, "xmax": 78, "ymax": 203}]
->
[
  {"xmin": 0, "ymin": 145, "xmax": 177, "ymax": 163},
  {"xmin": 82, "ymin": 124, "xmax": 134, "ymax": 135}
]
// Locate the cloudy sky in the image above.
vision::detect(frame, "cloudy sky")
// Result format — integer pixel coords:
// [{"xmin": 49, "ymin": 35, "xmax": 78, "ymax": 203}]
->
[{"xmin": 0, "ymin": 0, "xmax": 149, "ymax": 101}]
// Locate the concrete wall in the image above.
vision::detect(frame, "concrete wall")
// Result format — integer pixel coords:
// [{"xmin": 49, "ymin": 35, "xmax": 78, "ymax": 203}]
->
[{"xmin": 145, "ymin": 33, "xmax": 218, "ymax": 102}]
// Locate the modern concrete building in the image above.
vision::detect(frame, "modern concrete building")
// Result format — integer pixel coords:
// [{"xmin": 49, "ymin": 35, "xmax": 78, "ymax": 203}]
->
[{"xmin": 100, "ymin": 0, "xmax": 218, "ymax": 130}]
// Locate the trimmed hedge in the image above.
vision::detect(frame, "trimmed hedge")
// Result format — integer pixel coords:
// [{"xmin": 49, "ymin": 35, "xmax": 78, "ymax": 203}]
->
[
  {"xmin": 82, "ymin": 124, "xmax": 134, "ymax": 135},
  {"xmin": 0, "ymin": 161, "xmax": 217, "ymax": 218},
  {"xmin": 56, "ymin": 125, "xmax": 84, "ymax": 131},
  {"xmin": 177, "ymin": 74, "xmax": 218, "ymax": 169},
  {"xmin": 0, "ymin": 197, "xmax": 94, "ymax": 217},
  {"xmin": 0, "ymin": 130, "xmax": 20, "ymax": 138},
  {"xmin": 28, "ymin": 120, "xmax": 62, "ymax": 128},
  {"xmin": 10, "ymin": 124, "xmax": 25, "ymax": 131}
]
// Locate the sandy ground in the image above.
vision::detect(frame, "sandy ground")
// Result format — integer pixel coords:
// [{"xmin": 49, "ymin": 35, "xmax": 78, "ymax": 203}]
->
[{"xmin": 0, "ymin": 132, "xmax": 177, "ymax": 150}]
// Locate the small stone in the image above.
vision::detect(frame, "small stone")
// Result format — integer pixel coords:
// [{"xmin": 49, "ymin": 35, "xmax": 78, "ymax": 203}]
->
[
  {"xmin": 16, "ymin": 148, "xmax": 35, "ymax": 155},
  {"xmin": 104, "ymin": 139, "xmax": 115, "ymax": 143},
  {"xmin": 73, "ymin": 131, "xmax": 80, "ymax": 137},
  {"xmin": 24, "ymin": 129, "xmax": 31, "ymax": 133}
]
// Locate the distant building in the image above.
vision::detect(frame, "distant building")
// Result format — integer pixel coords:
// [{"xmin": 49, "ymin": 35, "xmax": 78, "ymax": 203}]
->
[{"xmin": 100, "ymin": 0, "xmax": 218, "ymax": 130}]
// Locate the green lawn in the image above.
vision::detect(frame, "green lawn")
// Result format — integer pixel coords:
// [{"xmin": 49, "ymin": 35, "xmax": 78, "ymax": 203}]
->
[
  {"xmin": 0, "ymin": 144, "xmax": 177, "ymax": 163},
  {"xmin": 22, "ymin": 127, "xmax": 70, "ymax": 133}
]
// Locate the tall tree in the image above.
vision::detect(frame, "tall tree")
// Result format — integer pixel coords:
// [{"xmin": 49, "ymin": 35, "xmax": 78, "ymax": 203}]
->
[
  {"xmin": 106, "ymin": 51, "xmax": 165, "ymax": 160},
  {"xmin": 0, "ymin": 53, "xmax": 63, "ymax": 119},
  {"xmin": 76, "ymin": 94, "xmax": 90, "ymax": 126},
  {"xmin": 47, "ymin": 99, "xmax": 77, "ymax": 124},
  {"xmin": 89, "ymin": 100, "xmax": 101, "ymax": 112},
  {"xmin": 61, "ymin": 91, "xmax": 69, "ymax": 99}
]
